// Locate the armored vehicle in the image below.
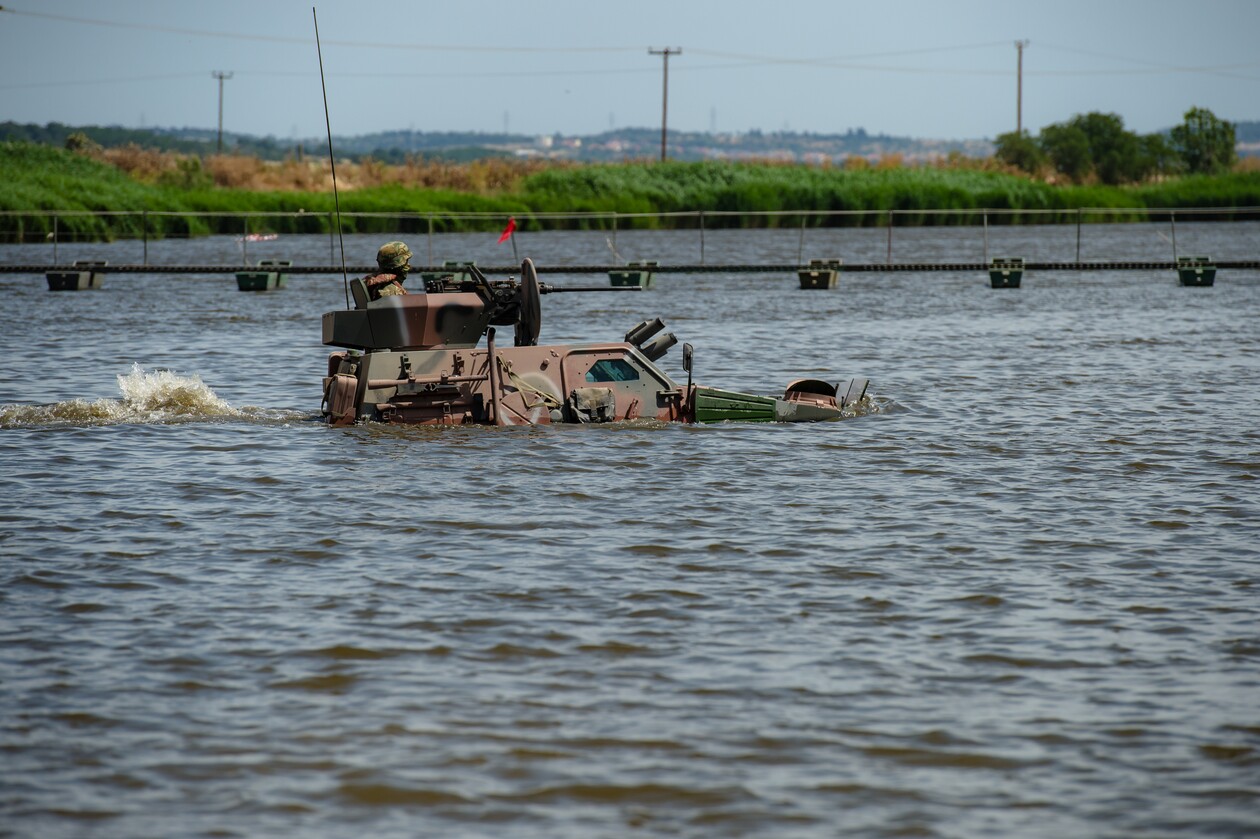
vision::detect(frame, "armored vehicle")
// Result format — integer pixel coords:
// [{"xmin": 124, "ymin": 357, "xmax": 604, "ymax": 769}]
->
[{"xmin": 321, "ymin": 259, "xmax": 869, "ymax": 427}]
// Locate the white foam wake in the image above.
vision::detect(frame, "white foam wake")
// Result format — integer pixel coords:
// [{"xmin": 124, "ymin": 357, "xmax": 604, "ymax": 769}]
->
[{"xmin": 0, "ymin": 364, "xmax": 242, "ymax": 427}]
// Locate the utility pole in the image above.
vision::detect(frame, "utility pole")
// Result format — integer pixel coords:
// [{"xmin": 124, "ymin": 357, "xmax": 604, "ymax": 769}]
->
[
  {"xmin": 212, "ymin": 70, "xmax": 233, "ymax": 153},
  {"xmin": 648, "ymin": 47, "xmax": 681, "ymax": 162},
  {"xmin": 1014, "ymin": 40, "xmax": 1028, "ymax": 135}
]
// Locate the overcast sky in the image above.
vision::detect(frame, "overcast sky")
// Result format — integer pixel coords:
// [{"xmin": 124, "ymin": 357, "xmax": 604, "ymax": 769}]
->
[{"xmin": 1, "ymin": 0, "xmax": 1257, "ymax": 142}]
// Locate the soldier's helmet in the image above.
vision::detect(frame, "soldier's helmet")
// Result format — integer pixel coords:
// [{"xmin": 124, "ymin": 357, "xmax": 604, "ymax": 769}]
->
[{"xmin": 376, "ymin": 241, "xmax": 413, "ymax": 273}]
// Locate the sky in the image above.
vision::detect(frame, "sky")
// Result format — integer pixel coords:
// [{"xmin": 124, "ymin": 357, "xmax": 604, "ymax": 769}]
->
[{"xmin": 1, "ymin": 0, "xmax": 1257, "ymax": 143}]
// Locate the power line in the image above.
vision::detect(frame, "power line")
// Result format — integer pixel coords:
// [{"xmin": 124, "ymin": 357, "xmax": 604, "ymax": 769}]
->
[
  {"xmin": 8, "ymin": 6, "xmax": 1251, "ymax": 78},
  {"xmin": 3, "ymin": 6, "xmax": 1254, "ymax": 89},
  {"xmin": 4, "ymin": 58, "xmax": 1255, "ymax": 96},
  {"xmin": 688, "ymin": 40, "xmax": 1012, "ymax": 65},
  {"xmin": 0, "ymin": 6, "xmax": 641, "ymax": 53},
  {"xmin": 1037, "ymin": 41, "xmax": 1260, "ymax": 79},
  {"xmin": 0, "ymin": 72, "xmax": 208, "ymax": 90}
]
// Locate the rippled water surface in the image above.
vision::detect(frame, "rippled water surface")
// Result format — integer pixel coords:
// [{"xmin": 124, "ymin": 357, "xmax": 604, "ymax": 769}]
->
[{"xmin": 2, "ymin": 225, "xmax": 1259, "ymax": 838}]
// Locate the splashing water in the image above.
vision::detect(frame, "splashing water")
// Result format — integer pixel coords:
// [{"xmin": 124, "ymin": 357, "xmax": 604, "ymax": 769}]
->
[{"xmin": 0, "ymin": 364, "xmax": 241, "ymax": 428}]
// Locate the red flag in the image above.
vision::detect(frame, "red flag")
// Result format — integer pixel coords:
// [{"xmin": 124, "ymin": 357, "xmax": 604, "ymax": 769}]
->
[{"xmin": 497, "ymin": 216, "xmax": 516, "ymax": 243}]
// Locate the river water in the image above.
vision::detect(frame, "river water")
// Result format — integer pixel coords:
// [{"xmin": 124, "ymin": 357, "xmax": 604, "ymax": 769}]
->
[{"xmin": 2, "ymin": 223, "xmax": 1259, "ymax": 838}]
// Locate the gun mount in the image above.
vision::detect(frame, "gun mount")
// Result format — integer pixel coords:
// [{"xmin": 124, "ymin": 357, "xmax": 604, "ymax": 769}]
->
[{"xmin": 323, "ymin": 258, "xmax": 617, "ymax": 352}]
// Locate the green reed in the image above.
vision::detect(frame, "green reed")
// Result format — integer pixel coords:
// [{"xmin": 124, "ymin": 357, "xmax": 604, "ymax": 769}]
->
[{"xmin": 3, "ymin": 143, "xmax": 1257, "ymax": 242}]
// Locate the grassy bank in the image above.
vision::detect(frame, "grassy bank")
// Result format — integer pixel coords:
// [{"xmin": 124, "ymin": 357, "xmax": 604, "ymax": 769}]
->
[
  {"xmin": 3, "ymin": 142, "xmax": 1258, "ymax": 242},
  {"xmin": 516, "ymin": 161, "xmax": 1260, "ymax": 225}
]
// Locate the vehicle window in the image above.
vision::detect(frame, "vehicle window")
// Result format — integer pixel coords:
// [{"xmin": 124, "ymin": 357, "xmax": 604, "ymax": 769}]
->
[{"xmin": 586, "ymin": 358, "xmax": 640, "ymax": 383}]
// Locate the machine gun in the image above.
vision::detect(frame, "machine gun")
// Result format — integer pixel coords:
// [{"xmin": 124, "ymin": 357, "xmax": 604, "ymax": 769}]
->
[{"xmin": 423, "ymin": 258, "xmax": 638, "ymax": 347}]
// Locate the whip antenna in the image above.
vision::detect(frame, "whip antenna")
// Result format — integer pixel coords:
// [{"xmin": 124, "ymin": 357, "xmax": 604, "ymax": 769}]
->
[{"xmin": 312, "ymin": 7, "xmax": 350, "ymax": 308}]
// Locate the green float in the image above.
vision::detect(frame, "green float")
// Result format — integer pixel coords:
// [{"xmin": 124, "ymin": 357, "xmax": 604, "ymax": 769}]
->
[
  {"xmin": 989, "ymin": 257, "xmax": 1024, "ymax": 289},
  {"xmin": 46, "ymin": 260, "xmax": 106, "ymax": 291},
  {"xmin": 609, "ymin": 260, "xmax": 657, "ymax": 289},
  {"xmin": 797, "ymin": 258, "xmax": 841, "ymax": 289},
  {"xmin": 1176, "ymin": 255, "xmax": 1216, "ymax": 286},
  {"xmin": 236, "ymin": 259, "xmax": 291, "ymax": 291}
]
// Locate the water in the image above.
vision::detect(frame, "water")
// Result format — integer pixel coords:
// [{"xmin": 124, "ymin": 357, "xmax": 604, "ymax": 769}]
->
[{"xmin": 2, "ymin": 224, "xmax": 1259, "ymax": 838}]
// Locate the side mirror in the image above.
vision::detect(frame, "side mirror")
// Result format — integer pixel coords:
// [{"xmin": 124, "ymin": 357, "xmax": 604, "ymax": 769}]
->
[{"xmin": 682, "ymin": 342, "xmax": 693, "ymax": 374}]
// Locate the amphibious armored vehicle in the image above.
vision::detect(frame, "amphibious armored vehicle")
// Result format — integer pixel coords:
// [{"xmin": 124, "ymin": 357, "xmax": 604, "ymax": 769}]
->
[{"xmin": 321, "ymin": 259, "xmax": 869, "ymax": 427}]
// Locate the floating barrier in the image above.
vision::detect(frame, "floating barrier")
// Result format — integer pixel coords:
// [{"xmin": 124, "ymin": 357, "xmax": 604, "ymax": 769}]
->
[
  {"xmin": 797, "ymin": 258, "xmax": 842, "ymax": 289},
  {"xmin": 6, "ymin": 260, "xmax": 1258, "ymax": 279},
  {"xmin": 609, "ymin": 260, "xmax": 658, "ymax": 289},
  {"xmin": 418, "ymin": 260, "xmax": 476, "ymax": 285},
  {"xmin": 1176, "ymin": 255, "xmax": 1216, "ymax": 287},
  {"xmin": 989, "ymin": 257, "xmax": 1024, "ymax": 289},
  {"xmin": 235, "ymin": 259, "xmax": 291, "ymax": 291},
  {"xmin": 45, "ymin": 259, "xmax": 106, "ymax": 291}
]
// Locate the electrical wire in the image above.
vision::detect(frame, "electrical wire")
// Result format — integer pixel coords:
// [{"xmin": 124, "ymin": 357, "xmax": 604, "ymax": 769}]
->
[{"xmin": 2, "ymin": 5, "xmax": 1255, "ymax": 83}]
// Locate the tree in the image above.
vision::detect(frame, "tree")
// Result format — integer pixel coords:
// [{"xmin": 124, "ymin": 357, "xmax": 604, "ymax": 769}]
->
[
  {"xmin": 1170, "ymin": 106, "xmax": 1237, "ymax": 174},
  {"xmin": 993, "ymin": 130, "xmax": 1045, "ymax": 175},
  {"xmin": 1039, "ymin": 123, "xmax": 1092, "ymax": 182},
  {"xmin": 1139, "ymin": 133, "xmax": 1181, "ymax": 179},
  {"xmin": 1035, "ymin": 112, "xmax": 1159, "ymax": 184},
  {"xmin": 1071, "ymin": 112, "xmax": 1143, "ymax": 185}
]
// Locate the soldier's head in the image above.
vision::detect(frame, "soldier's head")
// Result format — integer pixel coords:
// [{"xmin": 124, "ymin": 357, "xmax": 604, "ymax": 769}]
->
[{"xmin": 376, "ymin": 241, "xmax": 413, "ymax": 275}]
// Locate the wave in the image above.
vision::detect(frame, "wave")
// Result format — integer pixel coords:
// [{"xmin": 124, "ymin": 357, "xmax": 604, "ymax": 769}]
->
[
  {"xmin": 1, "ymin": 364, "xmax": 248, "ymax": 428},
  {"xmin": 1, "ymin": 365, "xmax": 894, "ymax": 430}
]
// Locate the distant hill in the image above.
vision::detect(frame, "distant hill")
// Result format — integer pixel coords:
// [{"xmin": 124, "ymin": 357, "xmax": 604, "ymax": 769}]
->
[
  {"xmin": 1235, "ymin": 120, "xmax": 1260, "ymax": 143},
  {"xmin": 314, "ymin": 126, "xmax": 995, "ymax": 164},
  {"xmin": 0, "ymin": 120, "xmax": 990, "ymax": 164},
  {"xmin": 0, "ymin": 121, "xmax": 299, "ymax": 159},
  {"xmin": 3, "ymin": 119, "xmax": 1256, "ymax": 164},
  {"xmin": 1234, "ymin": 120, "xmax": 1260, "ymax": 156}
]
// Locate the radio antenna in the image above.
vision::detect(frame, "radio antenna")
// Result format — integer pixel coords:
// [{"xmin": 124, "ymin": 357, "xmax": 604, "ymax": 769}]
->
[{"xmin": 313, "ymin": 6, "xmax": 350, "ymax": 307}]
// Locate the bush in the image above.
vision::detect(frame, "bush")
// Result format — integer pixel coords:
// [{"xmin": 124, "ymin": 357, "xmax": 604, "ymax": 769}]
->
[{"xmin": 994, "ymin": 131, "xmax": 1045, "ymax": 175}]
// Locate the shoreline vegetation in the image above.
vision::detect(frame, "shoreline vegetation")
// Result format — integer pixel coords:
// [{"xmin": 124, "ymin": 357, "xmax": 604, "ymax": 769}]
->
[{"xmin": 2, "ymin": 141, "xmax": 1259, "ymax": 243}]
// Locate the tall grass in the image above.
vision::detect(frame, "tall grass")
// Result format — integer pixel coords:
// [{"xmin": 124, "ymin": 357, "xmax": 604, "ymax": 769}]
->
[
  {"xmin": 0, "ymin": 142, "xmax": 188, "ymax": 239},
  {"xmin": 515, "ymin": 162, "xmax": 1180, "ymax": 227},
  {"xmin": 1128, "ymin": 173, "xmax": 1260, "ymax": 213},
  {"xmin": 2, "ymin": 142, "xmax": 1257, "ymax": 242},
  {"xmin": 109, "ymin": 146, "xmax": 562, "ymax": 193}
]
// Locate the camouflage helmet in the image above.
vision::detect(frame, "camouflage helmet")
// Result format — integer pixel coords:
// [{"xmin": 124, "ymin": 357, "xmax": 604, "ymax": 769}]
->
[{"xmin": 376, "ymin": 241, "xmax": 413, "ymax": 273}]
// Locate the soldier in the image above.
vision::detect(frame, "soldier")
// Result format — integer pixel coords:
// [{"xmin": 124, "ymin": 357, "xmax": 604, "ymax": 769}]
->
[{"xmin": 363, "ymin": 241, "xmax": 414, "ymax": 300}]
